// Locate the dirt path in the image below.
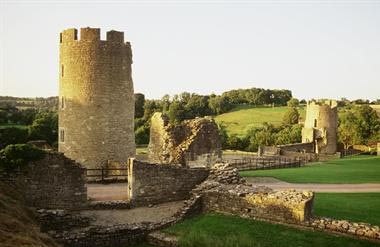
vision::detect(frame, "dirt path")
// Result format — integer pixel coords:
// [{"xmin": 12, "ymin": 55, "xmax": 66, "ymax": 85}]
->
[
  {"xmin": 245, "ymin": 177, "xmax": 380, "ymax": 192},
  {"xmin": 86, "ymin": 183, "xmax": 128, "ymax": 201},
  {"xmin": 80, "ymin": 200, "xmax": 185, "ymax": 225}
]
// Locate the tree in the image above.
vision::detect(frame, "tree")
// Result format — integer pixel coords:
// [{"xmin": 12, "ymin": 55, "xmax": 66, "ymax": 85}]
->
[
  {"xmin": 208, "ymin": 96, "xmax": 233, "ymax": 115},
  {"xmin": 167, "ymin": 101, "xmax": 186, "ymax": 124},
  {"xmin": 287, "ymin": 98, "xmax": 299, "ymax": 108},
  {"xmin": 338, "ymin": 105, "xmax": 380, "ymax": 148},
  {"xmin": 282, "ymin": 107, "xmax": 300, "ymax": 125},
  {"xmin": 275, "ymin": 124, "xmax": 302, "ymax": 145},
  {"xmin": 134, "ymin": 93, "xmax": 145, "ymax": 118},
  {"xmin": 0, "ymin": 144, "xmax": 45, "ymax": 173},
  {"xmin": 28, "ymin": 111, "xmax": 58, "ymax": 145},
  {"xmin": 135, "ymin": 125, "xmax": 150, "ymax": 145}
]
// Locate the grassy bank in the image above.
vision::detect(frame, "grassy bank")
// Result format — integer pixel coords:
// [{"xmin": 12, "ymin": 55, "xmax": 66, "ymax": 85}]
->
[
  {"xmin": 314, "ymin": 193, "xmax": 380, "ymax": 225},
  {"xmin": 240, "ymin": 155, "xmax": 380, "ymax": 184},
  {"xmin": 164, "ymin": 214, "xmax": 377, "ymax": 247}
]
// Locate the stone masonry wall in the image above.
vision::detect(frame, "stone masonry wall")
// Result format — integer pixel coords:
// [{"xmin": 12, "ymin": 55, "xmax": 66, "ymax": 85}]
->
[
  {"xmin": 21, "ymin": 152, "xmax": 87, "ymax": 209},
  {"xmin": 195, "ymin": 164, "xmax": 314, "ymax": 223},
  {"xmin": 148, "ymin": 113, "xmax": 222, "ymax": 167},
  {"xmin": 259, "ymin": 143, "xmax": 314, "ymax": 156},
  {"xmin": 127, "ymin": 159, "xmax": 209, "ymax": 206},
  {"xmin": 59, "ymin": 27, "xmax": 135, "ymax": 173},
  {"xmin": 302, "ymin": 100, "xmax": 338, "ymax": 154}
]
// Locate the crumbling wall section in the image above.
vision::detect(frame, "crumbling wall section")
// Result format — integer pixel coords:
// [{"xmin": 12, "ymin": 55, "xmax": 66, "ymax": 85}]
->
[
  {"xmin": 148, "ymin": 113, "xmax": 222, "ymax": 167},
  {"xmin": 302, "ymin": 100, "xmax": 338, "ymax": 154},
  {"xmin": 195, "ymin": 163, "xmax": 314, "ymax": 223}
]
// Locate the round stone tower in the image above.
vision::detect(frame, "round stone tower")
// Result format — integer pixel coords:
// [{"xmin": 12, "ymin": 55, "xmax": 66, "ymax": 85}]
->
[
  {"xmin": 58, "ymin": 27, "xmax": 135, "ymax": 171},
  {"xmin": 302, "ymin": 100, "xmax": 338, "ymax": 154}
]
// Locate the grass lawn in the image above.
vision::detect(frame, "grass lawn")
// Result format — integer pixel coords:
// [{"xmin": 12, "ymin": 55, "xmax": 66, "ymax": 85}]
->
[
  {"xmin": 164, "ymin": 214, "xmax": 377, "ymax": 247},
  {"xmin": 314, "ymin": 193, "xmax": 380, "ymax": 226},
  {"xmin": 240, "ymin": 155, "xmax": 380, "ymax": 184},
  {"xmin": 136, "ymin": 145, "xmax": 148, "ymax": 155},
  {"xmin": 214, "ymin": 105, "xmax": 306, "ymax": 136}
]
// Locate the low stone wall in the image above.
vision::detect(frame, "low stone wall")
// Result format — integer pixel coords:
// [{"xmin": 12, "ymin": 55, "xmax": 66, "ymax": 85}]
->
[
  {"xmin": 280, "ymin": 150, "xmax": 318, "ymax": 161},
  {"xmin": 201, "ymin": 189, "xmax": 313, "ymax": 223},
  {"xmin": 194, "ymin": 163, "xmax": 314, "ymax": 223},
  {"xmin": 278, "ymin": 142, "xmax": 314, "ymax": 153},
  {"xmin": 127, "ymin": 159, "xmax": 209, "ymax": 206},
  {"xmin": 20, "ymin": 152, "xmax": 87, "ymax": 209},
  {"xmin": 310, "ymin": 217, "xmax": 380, "ymax": 240},
  {"xmin": 37, "ymin": 209, "xmax": 92, "ymax": 232},
  {"xmin": 259, "ymin": 143, "xmax": 314, "ymax": 157}
]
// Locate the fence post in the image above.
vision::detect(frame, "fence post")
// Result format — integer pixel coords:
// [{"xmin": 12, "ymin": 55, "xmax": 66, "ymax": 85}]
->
[{"xmin": 101, "ymin": 168, "xmax": 104, "ymax": 183}]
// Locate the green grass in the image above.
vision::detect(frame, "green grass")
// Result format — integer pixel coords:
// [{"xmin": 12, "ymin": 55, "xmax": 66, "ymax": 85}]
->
[
  {"xmin": 214, "ymin": 105, "xmax": 306, "ymax": 136},
  {"xmin": 136, "ymin": 144, "xmax": 148, "ymax": 154},
  {"xmin": 240, "ymin": 155, "xmax": 380, "ymax": 184},
  {"xmin": 164, "ymin": 214, "xmax": 377, "ymax": 247},
  {"xmin": 0, "ymin": 124, "xmax": 28, "ymax": 129},
  {"xmin": 314, "ymin": 193, "xmax": 380, "ymax": 226}
]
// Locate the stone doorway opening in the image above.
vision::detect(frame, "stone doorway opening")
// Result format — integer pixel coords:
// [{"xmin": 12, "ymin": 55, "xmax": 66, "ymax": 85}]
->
[{"xmin": 85, "ymin": 166, "xmax": 129, "ymax": 201}]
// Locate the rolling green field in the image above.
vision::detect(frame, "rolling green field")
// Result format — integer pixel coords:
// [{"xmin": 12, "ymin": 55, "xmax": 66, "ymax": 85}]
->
[
  {"xmin": 240, "ymin": 155, "xmax": 380, "ymax": 184},
  {"xmin": 314, "ymin": 193, "xmax": 380, "ymax": 225},
  {"xmin": 214, "ymin": 105, "xmax": 306, "ymax": 136},
  {"xmin": 163, "ymin": 214, "xmax": 377, "ymax": 247}
]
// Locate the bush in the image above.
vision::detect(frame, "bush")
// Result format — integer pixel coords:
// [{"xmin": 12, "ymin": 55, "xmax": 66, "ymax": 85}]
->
[
  {"xmin": 0, "ymin": 127, "xmax": 29, "ymax": 149},
  {"xmin": 282, "ymin": 107, "xmax": 300, "ymax": 125},
  {"xmin": 135, "ymin": 125, "xmax": 150, "ymax": 145},
  {"xmin": 0, "ymin": 144, "xmax": 45, "ymax": 172}
]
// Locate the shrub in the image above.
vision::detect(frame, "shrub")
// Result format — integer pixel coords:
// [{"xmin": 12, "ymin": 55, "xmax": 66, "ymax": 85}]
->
[
  {"xmin": 0, "ymin": 127, "xmax": 29, "ymax": 149},
  {"xmin": 0, "ymin": 144, "xmax": 45, "ymax": 173}
]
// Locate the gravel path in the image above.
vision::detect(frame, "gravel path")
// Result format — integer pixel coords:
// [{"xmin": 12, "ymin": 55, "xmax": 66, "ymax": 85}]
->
[
  {"xmin": 80, "ymin": 200, "xmax": 185, "ymax": 225},
  {"xmin": 87, "ymin": 183, "xmax": 128, "ymax": 201},
  {"xmin": 245, "ymin": 177, "xmax": 380, "ymax": 192}
]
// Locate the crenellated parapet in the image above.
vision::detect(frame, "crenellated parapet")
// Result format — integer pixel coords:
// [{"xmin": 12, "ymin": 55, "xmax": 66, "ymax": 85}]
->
[{"xmin": 60, "ymin": 27, "xmax": 129, "ymax": 44}]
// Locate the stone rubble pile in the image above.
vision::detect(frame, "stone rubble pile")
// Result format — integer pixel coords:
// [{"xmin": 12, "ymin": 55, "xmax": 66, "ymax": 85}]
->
[
  {"xmin": 310, "ymin": 217, "xmax": 380, "ymax": 240},
  {"xmin": 207, "ymin": 163, "xmax": 246, "ymax": 184}
]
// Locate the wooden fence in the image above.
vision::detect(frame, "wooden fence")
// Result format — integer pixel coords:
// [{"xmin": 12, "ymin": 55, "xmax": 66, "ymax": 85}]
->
[
  {"xmin": 226, "ymin": 156, "xmax": 309, "ymax": 171},
  {"xmin": 86, "ymin": 168, "xmax": 128, "ymax": 183}
]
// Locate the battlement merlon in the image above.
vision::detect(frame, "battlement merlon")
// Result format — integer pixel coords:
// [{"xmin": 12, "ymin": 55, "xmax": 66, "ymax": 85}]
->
[
  {"xmin": 106, "ymin": 30, "xmax": 124, "ymax": 43},
  {"xmin": 60, "ymin": 28, "xmax": 78, "ymax": 43},
  {"xmin": 307, "ymin": 99, "xmax": 338, "ymax": 108},
  {"xmin": 60, "ymin": 27, "xmax": 129, "ymax": 44}
]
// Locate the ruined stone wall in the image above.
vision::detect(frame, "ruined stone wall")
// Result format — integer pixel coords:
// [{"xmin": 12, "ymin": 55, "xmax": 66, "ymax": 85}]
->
[
  {"xmin": 127, "ymin": 159, "xmax": 209, "ymax": 205},
  {"xmin": 148, "ymin": 113, "xmax": 222, "ymax": 167},
  {"xmin": 202, "ymin": 190, "xmax": 313, "ymax": 223},
  {"xmin": 195, "ymin": 163, "xmax": 314, "ymax": 223},
  {"xmin": 59, "ymin": 27, "xmax": 135, "ymax": 172},
  {"xmin": 302, "ymin": 100, "xmax": 338, "ymax": 154},
  {"xmin": 21, "ymin": 152, "xmax": 87, "ymax": 209}
]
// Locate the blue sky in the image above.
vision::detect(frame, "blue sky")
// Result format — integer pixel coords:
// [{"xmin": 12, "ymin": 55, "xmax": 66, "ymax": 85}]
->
[{"xmin": 1, "ymin": 0, "xmax": 379, "ymax": 100}]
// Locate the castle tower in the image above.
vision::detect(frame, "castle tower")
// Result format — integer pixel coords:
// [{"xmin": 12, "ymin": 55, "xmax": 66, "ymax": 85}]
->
[
  {"xmin": 302, "ymin": 100, "xmax": 338, "ymax": 154},
  {"xmin": 58, "ymin": 27, "xmax": 135, "ymax": 171}
]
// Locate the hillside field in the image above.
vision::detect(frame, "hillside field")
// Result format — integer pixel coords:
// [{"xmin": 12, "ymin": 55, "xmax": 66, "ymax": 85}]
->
[{"xmin": 214, "ymin": 105, "xmax": 306, "ymax": 137}]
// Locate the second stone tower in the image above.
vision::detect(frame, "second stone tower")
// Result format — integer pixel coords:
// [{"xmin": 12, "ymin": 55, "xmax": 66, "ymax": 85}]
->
[{"xmin": 58, "ymin": 27, "xmax": 135, "ymax": 171}]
